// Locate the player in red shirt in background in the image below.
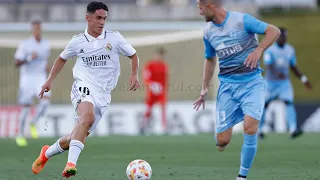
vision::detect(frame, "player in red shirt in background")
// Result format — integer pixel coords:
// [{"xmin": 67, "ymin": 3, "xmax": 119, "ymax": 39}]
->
[{"xmin": 140, "ymin": 48, "xmax": 168, "ymax": 135}]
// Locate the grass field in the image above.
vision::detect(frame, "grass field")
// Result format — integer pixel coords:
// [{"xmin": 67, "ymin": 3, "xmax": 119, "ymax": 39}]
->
[{"xmin": 0, "ymin": 134, "xmax": 319, "ymax": 180}]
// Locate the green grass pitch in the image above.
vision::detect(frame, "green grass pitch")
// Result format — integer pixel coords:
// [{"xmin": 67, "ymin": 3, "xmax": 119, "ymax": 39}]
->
[{"xmin": 0, "ymin": 134, "xmax": 319, "ymax": 180}]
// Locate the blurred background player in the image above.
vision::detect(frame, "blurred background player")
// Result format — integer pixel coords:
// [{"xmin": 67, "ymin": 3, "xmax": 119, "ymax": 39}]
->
[
  {"xmin": 14, "ymin": 20, "xmax": 51, "ymax": 146},
  {"xmin": 259, "ymin": 27, "xmax": 312, "ymax": 139},
  {"xmin": 141, "ymin": 47, "xmax": 168, "ymax": 135}
]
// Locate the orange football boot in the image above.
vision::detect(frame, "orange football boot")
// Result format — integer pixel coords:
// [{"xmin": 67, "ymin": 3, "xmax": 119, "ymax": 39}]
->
[
  {"xmin": 62, "ymin": 162, "xmax": 77, "ymax": 178},
  {"xmin": 32, "ymin": 145, "xmax": 50, "ymax": 174}
]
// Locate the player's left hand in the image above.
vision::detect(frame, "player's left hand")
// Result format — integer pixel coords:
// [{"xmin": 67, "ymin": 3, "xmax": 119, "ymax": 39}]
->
[
  {"xmin": 193, "ymin": 87, "xmax": 208, "ymax": 111},
  {"xmin": 304, "ymin": 81, "xmax": 312, "ymax": 90},
  {"xmin": 31, "ymin": 52, "xmax": 38, "ymax": 60},
  {"xmin": 244, "ymin": 47, "xmax": 263, "ymax": 69},
  {"xmin": 129, "ymin": 73, "xmax": 141, "ymax": 91}
]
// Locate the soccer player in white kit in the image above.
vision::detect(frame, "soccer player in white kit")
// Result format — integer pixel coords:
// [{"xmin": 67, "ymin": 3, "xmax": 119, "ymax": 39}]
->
[
  {"xmin": 14, "ymin": 20, "xmax": 51, "ymax": 147},
  {"xmin": 31, "ymin": 1, "xmax": 140, "ymax": 178}
]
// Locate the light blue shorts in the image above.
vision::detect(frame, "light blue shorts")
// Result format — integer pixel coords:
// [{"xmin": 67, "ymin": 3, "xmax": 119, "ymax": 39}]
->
[
  {"xmin": 265, "ymin": 79, "xmax": 294, "ymax": 103},
  {"xmin": 216, "ymin": 76, "xmax": 266, "ymax": 133}
]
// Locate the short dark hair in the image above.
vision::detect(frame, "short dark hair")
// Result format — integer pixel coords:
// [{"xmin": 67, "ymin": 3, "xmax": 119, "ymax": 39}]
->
[
  {"xmin": 31, "ymin": 20, "xmax": 41, "ymax": 26},
  {"xmin": 279, "ymin": 27, "xmax": 288, "ymax": 36},
  {"xmin": 31, "ymin": 17, "xmax": 42, "ymax": 25},
  {"xmin": 87, "ymin": 1, "xmax": 108, "ymax": 14}
]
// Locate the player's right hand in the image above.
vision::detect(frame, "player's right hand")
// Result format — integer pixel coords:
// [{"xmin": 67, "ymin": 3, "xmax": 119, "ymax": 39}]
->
[
  {"xmin": 39, "ymin": 81, "xmax": 52, "ymax": 98},
  {"xmin": 193, "ymin": 87, "xmax": 208, "ymax": 111},
  {"xmin": 129, "ymin": 73, "xmax": 141, "ymax": 91}
]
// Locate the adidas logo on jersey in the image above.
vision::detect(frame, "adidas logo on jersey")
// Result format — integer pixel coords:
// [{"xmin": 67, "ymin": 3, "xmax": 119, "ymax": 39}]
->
[{"xmin": 79, "ymin": 49, "xmax": 84, "ymax": 54}]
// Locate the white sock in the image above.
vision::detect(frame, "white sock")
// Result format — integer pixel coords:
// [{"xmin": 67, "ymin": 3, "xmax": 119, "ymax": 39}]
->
[
  {"xmin": 236, "ymin": 178, "xmax": 246, "ymax": 180},
  {"xmin": 45, "ymin": 138, "xmax": 66, "ymax": 158},
  {"xmin": 19, "ymin": 107, "xmax": 30, "ymax": 136},
  {"xmin": 67, "ymin": 140, "xmax": 84, "ymax": 165},
  {"xmin": 31, "ymin": 99, "xmax": 50, "ymax": 124}
]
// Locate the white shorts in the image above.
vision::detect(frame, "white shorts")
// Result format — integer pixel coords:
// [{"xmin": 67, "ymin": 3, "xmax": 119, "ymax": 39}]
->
[
  {"xmin": 18, "ymin": 76, "xmax": 51, "ymax": 105},
  {"xmin": 70, "ymin": 80, "xmax": 111, "ymax": 133}
]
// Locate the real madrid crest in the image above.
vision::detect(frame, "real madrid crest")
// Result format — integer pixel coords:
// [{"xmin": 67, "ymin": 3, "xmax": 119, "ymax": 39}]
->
[{"xmin": 106, "ymin": 43, "xmax": 112, "ymax": 51}]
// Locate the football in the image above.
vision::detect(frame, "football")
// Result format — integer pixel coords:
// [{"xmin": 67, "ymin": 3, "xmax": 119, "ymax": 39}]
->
[{"xmin": 126, "ymin": 159, "xmax": 152, "ymax": 180}]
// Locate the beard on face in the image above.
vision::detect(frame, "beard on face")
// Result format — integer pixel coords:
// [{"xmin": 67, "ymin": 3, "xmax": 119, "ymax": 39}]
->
[{"xmin": 205, "ymin": 16, "xmax": 214, "ymax": 22}]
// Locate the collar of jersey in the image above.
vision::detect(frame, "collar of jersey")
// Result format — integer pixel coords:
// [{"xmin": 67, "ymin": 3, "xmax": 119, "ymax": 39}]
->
[
  {"xmin": 30, "ymin": 36, "xmax": 42, "ymax": 43},
  {"xmin": 84, "ymin": 28, "xmax": 106, "ymax": 41},
  {"xmin": 212, "ymin": 11, "xmax": 230, "ymax": 27},
  {"xmin": 276, "ymin": 42, "xmax": 287, "ymax": 49}
]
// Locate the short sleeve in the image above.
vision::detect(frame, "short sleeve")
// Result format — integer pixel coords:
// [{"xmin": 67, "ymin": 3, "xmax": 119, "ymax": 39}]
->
[
  {"xmin": 117, "ymin": 33, "xmax": 136, "ymax": 57},
  {"xmin": 263, "ymin": 51, "xmax": 274, "ymax": 65},
  {"xmin": 203, "ymin": 37, "xmax": 216, "ymax": 59},
  {"xmin": 243, "ymin": 14, "xmax": 268, "ymax": 35},
  {"xmin": 289, "ymin": 50, "xmax": 297, "ymax": 66},
  {"xmin": 60, "ymin": 38, "xmax": 77, "ymax": 60},
  {"xmin": 14, "ymin": 41, "xmax": 27, "ymax": 61}
]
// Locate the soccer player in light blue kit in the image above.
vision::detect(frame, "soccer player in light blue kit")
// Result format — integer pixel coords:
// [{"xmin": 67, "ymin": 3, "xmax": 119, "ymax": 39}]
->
[
  {"xmin": 193, "ymin": 0, "xmax": 280, "ymax": 179},
  {"xmin": 258, "ymin": 28, "xmax": 312, "ymax": 139}
]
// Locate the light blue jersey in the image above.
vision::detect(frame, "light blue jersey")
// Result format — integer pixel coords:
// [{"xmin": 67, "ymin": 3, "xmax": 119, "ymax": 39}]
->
[
  {"xmin": 203, "ymin": 11, "xmax": 268, "ymax": 82},
  {"xmin": 264, "ymin": 43, "xmax": 296, "ymax": 80},
  {"xmin": 203, "ymin": 12, "xmax": 269, "ymax": 133},
  {"xmin": 263, "ymin": 43, "xmax": 296, "ymax": 102}
]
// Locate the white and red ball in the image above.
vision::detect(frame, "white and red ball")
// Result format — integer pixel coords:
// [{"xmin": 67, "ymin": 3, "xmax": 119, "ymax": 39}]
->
[{"xmin": 126, "ymin": 159, "xmax": 152, "ymax": 180}]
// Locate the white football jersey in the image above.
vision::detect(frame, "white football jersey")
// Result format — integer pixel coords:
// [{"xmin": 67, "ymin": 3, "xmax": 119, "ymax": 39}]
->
[
  {"xmin": 14, "ymin": 36, "xmax": 50, "ymax": 85},
  {"xmin": 60, "ymin": 29, "xmax": 136, "ymax": 93}
]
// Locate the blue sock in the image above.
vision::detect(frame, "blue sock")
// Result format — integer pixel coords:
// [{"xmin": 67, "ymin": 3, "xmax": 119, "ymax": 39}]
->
[
  {"xmin": 239, "ymin": 133, "xmax": 258, "ymax": 177},
  {"xmin": 286, "ymin": 103, "xmax": 297, "ymax": 133}
]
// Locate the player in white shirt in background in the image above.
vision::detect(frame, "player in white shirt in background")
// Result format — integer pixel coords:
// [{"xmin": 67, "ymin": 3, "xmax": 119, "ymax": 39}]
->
[
  {"xmin": 31, "ymin": 1, "xmax": 140, "ymax": 178},
  {"xmin": 14, "ymin": 20, "xmax": 51, "ymax": 147}
]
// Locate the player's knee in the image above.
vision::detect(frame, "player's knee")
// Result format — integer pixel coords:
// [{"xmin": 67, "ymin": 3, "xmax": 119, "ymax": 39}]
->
[
  {"xmin": 244, "ymin": 116, "xmax": 259, "ymax": 135},
  {"xmin": 79, "ymin": 112, "xmax": 95, "ymax": 128},
  {"xmin": 244, "ymin": 125, "xmax": 258, "ymax": 135}
]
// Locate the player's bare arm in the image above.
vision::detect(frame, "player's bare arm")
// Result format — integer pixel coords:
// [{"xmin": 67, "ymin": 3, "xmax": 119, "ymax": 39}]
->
[
  {"xmin": 15, "ymin": 59, "xmax": 26, "ymax": 67},
  {"xmin": 244, "ymin": 25, "xmax": 280, "ymax": 69},
  {"xmin": 193, "ymin": 56, "xmax": 217, "ymax": 111},
  {"xmin": 39, "ymin": 57, "xmax": 67, "ymax": 98},
  {"xmin": 290, "ymin": 65, "xmax": 312, "ymax": 89},
  {"xmin": 129, "ymin": 53, "xmax": 141, "ymax": 91}
]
